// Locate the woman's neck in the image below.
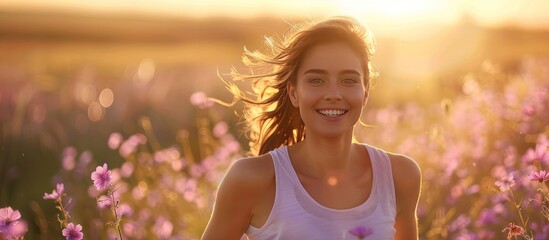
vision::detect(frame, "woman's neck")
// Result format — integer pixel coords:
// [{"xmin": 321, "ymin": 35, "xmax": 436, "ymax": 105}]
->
[{"xmin": 290, "ymin": 133, "xmax": 358, "ymax": 179}]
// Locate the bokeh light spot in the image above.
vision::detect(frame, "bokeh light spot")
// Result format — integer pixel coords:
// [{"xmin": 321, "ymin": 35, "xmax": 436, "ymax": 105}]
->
[
  {"xmin": 136, "ymin": 58, "xmax": 155, "ymax": 84},
  {"xmin": 87, "ymin": 101, "xmax": 104, "ymax": 122},
  {"xmin": 99, "ymin": 88, "xmax": 114, "ymax": 108},
  {"xmin": 76, "ymin": 84, "xmax": 97, "ymax": 105}
]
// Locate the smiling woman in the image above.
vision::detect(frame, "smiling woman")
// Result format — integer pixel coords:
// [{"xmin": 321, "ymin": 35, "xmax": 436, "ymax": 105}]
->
[
  {"xmin": 201, "ymin": 16, "xmax": 421, "ymax": 240},
  {"xmin": 289, "ymin": 42, "xmax": 368, "ymax": 139}
]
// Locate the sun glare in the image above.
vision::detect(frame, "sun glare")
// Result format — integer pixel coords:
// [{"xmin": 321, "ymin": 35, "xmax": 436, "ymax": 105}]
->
[{"xmin": 334, "ymin": 0, "xmax": 450, "ymax": 26}]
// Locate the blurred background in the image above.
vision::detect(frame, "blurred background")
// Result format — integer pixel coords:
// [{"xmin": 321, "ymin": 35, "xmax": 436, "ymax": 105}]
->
[{"xmin": 1, "ymin": 0, "xmax": 549, "ymax": 239}]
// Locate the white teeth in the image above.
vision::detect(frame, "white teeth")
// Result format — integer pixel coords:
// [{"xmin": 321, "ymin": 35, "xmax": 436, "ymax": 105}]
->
[{"xmin": 318, "ymin": 109, "xmax": 346, "ymax": 117}]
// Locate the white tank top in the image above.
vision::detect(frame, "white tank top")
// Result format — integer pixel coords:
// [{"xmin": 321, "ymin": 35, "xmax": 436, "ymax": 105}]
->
[{"xmin": 244, "ymin": 144, "xmax": 397, "ymax": 240}]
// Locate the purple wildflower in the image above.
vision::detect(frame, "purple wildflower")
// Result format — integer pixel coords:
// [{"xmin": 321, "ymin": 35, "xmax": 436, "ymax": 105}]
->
[
  {"xmin": 120, "ymin": 161, "xmax": 135, "ymax": 178},
  {"xmin": 1, "ymin": 221, "xmax": 27, "ymax": 239},
  {"xmin": 475, "ymin": 209, "xmax": 497, "ymax": 227},
  {"xmin": 117, "ymin": 203, "xmax": 133, "ymax": 217},
  {"xmin": 76, "ymin": 151, "xmax": 93, "ymax": 176},
  {"xmin": 61, "ymin": 147, "xmax": 77, "ymax": 171},
  {"xmin": 97, "ymin": 195, "xmax": 112, "ymax": 209},
  {"xmin": 119, "ymin": 134, "xmax": 146, "ymax": 157},
  {"xmin": 0, "ymin": 207, "xmax": 27, "ymax": 238},
  {"xmin": 348, "ymin": 226, "xmax": 373, "ymax": 239},
  {"xmin": 495, "ymin": 174, "xmax": 515, "ymax": 192},
  {"xmin": 189, "ymin": 91, "xmax": 213, "ymax": 109},
  {"xmin": 0, "ymin": 207, "xmax": 21, "ymax": 226},
  {"xmin": 530, "ymin": 170, "xmax": 549, "ymax": 183},
  {"xmin": 108, "ymin": 132, "xmax": 123, "ymax": 150},
  {"xmin": 62, "ymin": 223, "xmax": 83, "ymax": 240},
  {"xmin": 153, "ymin": 216, "xmax": 173, "ymax": 239},
  {"xmin": 154, "ymin": 147, "xmax": 180, "ymax": 164},
  {"xmin": 213, "ymin": 121, "xmax": 229, "ymax": 137},
  {"xmin": 522, "ymin": 142, "xmax": 549, "ymax": 164},
  {"xmin": 91, "ymin": 163, "xmax": 112, "ymax": 190},
  {"xmin": 43, "ymin": 183, "xmax": 64, "ymax": 200},
  {"xmin": 448, "ymin": 214, "xmax": 471, "ymax": 232}
]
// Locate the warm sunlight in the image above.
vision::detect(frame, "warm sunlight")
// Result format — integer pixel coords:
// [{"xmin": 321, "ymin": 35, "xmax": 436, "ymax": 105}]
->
[
  {"xmin": 336, "ymin": 0, "xmax": 446, "ymax": 21},
  {"xmin": 2, "ymin": 0, "xmax": 549, "ymax": 239},
  {"xmin": 1, "ymin": 0, "xmax": 548, "ymax": 29}
]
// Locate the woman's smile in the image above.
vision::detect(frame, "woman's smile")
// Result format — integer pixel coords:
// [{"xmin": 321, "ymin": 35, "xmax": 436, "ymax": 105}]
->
[{"xmin": 316, "ymin": 109, "xmax": 348, "ymax": 118}]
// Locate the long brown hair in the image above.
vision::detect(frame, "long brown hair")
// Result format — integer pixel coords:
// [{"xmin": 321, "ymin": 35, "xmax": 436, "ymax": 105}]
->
[{"xmin": 225, "ymin": 16, "xmax": 377, "ymax": 156}]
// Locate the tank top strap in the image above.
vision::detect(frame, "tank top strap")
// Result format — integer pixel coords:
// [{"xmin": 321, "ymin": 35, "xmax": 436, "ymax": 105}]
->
[
  {"xmin": 363, "ymin": 144, "xmax": 396, "ymax": 215},
  {"xmin": 245, "ymin": 146, "xmax": 292, "ymax": 235},
  {"xmin": 269, "ymin": 145, "xmax": 291, "ymax": 173},
  {"xmin": 268, "ymin": 145, "xmax": 296, "ymax": 208}
]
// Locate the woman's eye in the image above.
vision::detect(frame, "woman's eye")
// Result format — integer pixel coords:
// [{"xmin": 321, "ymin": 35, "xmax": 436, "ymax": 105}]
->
[
  {"xmin": 309, "ymin": 78, "xmax": 324, "ymax": 83},
  {"xmin": 342, "ymin": 78, "xmax": 359, "ymax": 84}
]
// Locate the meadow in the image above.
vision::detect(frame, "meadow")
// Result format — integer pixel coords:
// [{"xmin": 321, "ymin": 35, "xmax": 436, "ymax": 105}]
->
[{"xmin": 1, "ymin": 11, "xmax": 548, "ymax": 239}]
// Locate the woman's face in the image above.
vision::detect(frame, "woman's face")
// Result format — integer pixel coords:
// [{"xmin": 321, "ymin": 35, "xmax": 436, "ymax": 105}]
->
[{"xmin": 288, "ymin": 41, "xmax": 368, "ymax": 139}]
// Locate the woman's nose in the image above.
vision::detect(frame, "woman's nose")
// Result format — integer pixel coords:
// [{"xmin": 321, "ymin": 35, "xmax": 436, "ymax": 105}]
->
[{"xmin": 324, "ymin": 84, "xmax": 342, "ymax": 101}]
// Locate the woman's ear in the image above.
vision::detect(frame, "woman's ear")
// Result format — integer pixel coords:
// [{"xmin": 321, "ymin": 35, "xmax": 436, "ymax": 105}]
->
[
  {"xmin": 287, "ymin": 83, "xmax": 299, "ymax": 107},
  {"xmin": 362, "ymin": 90, "xmax": 369, "ymax": 107}
]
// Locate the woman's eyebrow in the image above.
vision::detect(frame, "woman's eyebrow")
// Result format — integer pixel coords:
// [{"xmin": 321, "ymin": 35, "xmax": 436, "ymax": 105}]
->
[
  {"xmin": 303, "ymin": 69, "xmax": 327, "ymax": 75},
  {"xmin": 303, "ymin": 69, "xmax": 362, "ymax": 76},
  {"xmin": 340, "ymin": 70, "xmax": 362, "ymax": 76}
]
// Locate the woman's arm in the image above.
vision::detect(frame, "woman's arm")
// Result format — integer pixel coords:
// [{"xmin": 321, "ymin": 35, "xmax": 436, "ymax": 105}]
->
[
  {"xmin": 202, "ymin": 156, "xmax": 273, "ymax": 240},
  {"xmin": 390, "ymin": 154, "xmax": 422, "ymax": 240}
]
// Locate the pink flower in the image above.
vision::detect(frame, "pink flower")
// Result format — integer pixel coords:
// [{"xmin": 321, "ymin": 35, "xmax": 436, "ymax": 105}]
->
[
  {"xmin": 154, "ymin": 147, "xmax": 180, "ymax": 164},
  {"xmin": 0, "ymin": 207, "xmax": 27, "ymax": 238},
  {"xmin": 91, "ymin": 163, "xmax": 112, "ymax": 190},
  {"xmin": 120, "ymin": 161, "xmax": 135, "ymax": 178},
  {"xmin": 495, "ymin": 174, "xmax": 515, "ymax": 192},
  {"xmin": 502, "ymin": 223, "xmax": 525, "ymax": 240},
  {"xmin": 213, "ymin": 121, "xmax": 229, "ymax": 137},
  {"xmin": 176, "ymin": 178, "xmax": 198, "ymax": 202},
  {"xmin": 0, "ymin": 207, "xmax": 21, "ymax": 225},
  {"xmin": 153, "ymin": 216, "xmax": 173, "ymax": 238},
  {"xmin": 96, "ymin": 195, "xmax": 112, "ymax": 209},
  {"xmin": 76, "ymin": 151, "xmax": 93, "ymax": 176},
  {"xmin": 522, "ymin": 142, "xmax": 549, "ymax": 164},
  {"xmin": 123, "ymin": 221, "xmax": 144, "ymax": 238},
  {"xmin": 119, "ymin": 134, "xmax": 147, "ymax": 157},
  {"xmin": 62, "ymin": 223, "xmax": 83, "ymax": 240},
  {"xmin": 189, "ymin": 91, "xmax": 214, "ymax": 109},
  {"xmin": 61, "ymin": 147, "xmax": 77, "ymax": 171},
  {"xmin": 117, "ymin": 203, "xmax": 133, "ymax": 217},
  {"xmin": 529, "ymin": 170, "xmax": 549, "ymax": 183},
  {"xmin": 43, "ymin": 183, "xmax": 64, "ymax": 200},
  {"xmin": 1, "ymin": 220, "xmax": 27, "ymax": 239},
  {"xmin": 108, "ymin": 132, "xmax": 123, "ymax": 150},
  {"xmin": 348, "ymin": 226, "xmax": 373, "ymax": 239}
]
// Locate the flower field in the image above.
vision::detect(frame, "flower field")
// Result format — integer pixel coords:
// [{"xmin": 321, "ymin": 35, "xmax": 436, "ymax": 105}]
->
[
  {"xmin": 1, "ymin": 16, "xmax": 548, "ymax": 240},
  {"xmin": 356, "ymin": 58, "xmax": 549, "ymax": 239}
]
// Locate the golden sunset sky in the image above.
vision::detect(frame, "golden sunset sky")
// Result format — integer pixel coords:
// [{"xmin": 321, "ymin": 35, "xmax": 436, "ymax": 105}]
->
[{"xmin": 1, "ymin": 0, "xmax": 548, "ymax": 31}]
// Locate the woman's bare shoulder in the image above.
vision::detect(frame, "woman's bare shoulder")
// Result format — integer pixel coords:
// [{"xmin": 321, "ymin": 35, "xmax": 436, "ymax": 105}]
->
[
  {"xmin": 386, "ymin": 152, "xmax": 421, "ymax": 213},
  {"xmin": 386, "ymin": 153, "xmax": 421, "ymax": 180},
  {"xmin": 202, "ymin": 154, "xmax": 275, "ymax": 238},
  {"xmin": 222, "ymin": 153, "xmax": 275, "ymax": 193}
]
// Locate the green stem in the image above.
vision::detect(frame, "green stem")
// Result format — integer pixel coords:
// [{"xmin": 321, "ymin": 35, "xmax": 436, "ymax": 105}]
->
[
  {"xmin": 509, "ymin": 190, "xmax": 529, "ymax": 235},
  {"xmin": 109, "ymin": 187, "xmax": 124, "ymax": 240},
  {"xmin": 56, "ymin": 197, "xmax": 70, "ymax": 227}
]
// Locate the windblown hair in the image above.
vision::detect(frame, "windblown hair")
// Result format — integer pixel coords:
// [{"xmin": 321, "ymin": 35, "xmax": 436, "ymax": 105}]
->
[{"xmin": 226, "ymin": 16, "xmax": 377, "ymax": 156}]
